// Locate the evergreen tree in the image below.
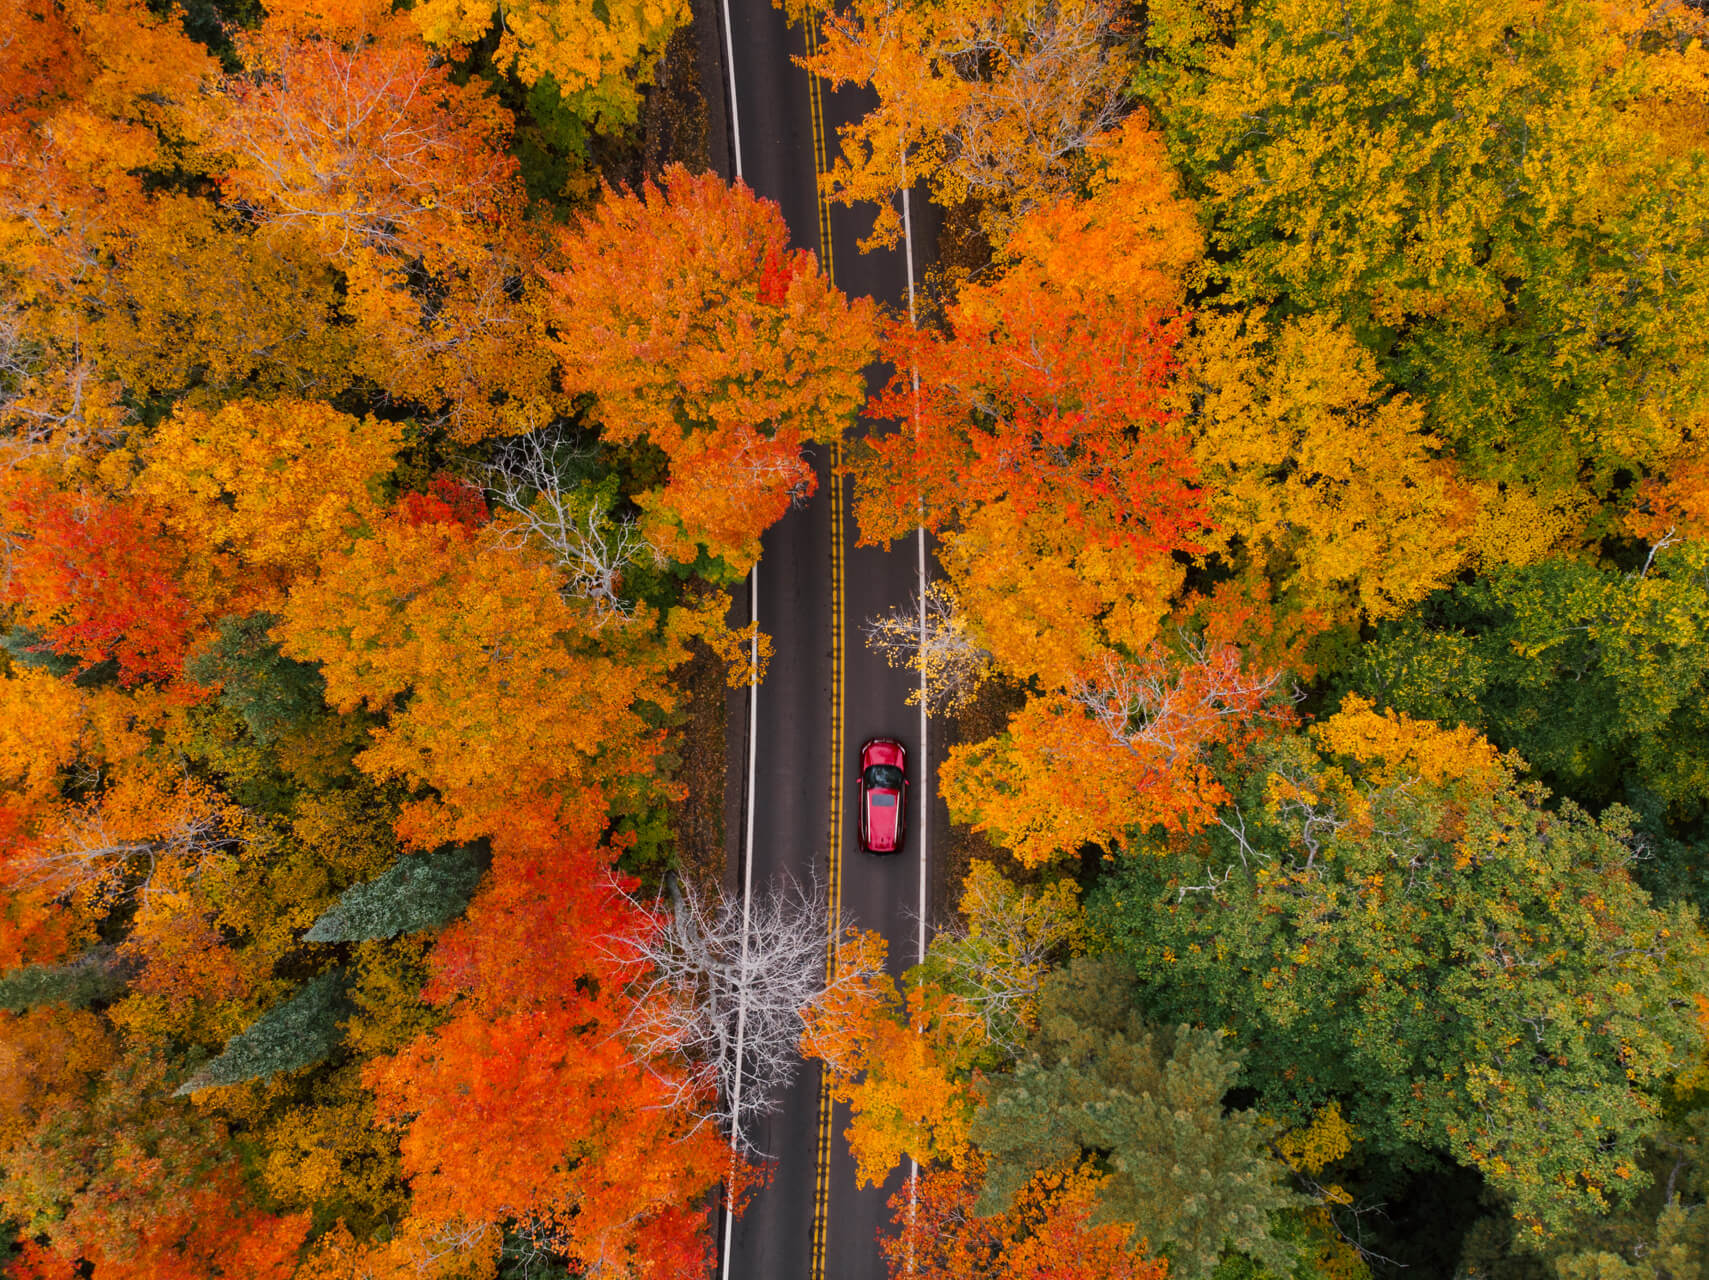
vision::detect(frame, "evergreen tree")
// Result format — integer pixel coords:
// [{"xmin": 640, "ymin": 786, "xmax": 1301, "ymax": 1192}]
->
[
  {"xmin": 0, "ymin": 950, "xmax": 127, "ymax": 1013},
  {"xmin": 972, "ymin": 955, "xmax": 1298, "ymax": 1279},
  {"xmin": 303, "ymin": 843, "xmax": 486, "ymax": 943},
  {"xmin": 174, "ymin": 970, "xmax": 349, "ymax": 1095}
]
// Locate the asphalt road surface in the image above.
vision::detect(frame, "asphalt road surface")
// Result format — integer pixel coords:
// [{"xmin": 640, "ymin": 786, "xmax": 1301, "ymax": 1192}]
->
[{"xmin": 710, "ymin": 3, "xmax": 947, "ymax": 1277}]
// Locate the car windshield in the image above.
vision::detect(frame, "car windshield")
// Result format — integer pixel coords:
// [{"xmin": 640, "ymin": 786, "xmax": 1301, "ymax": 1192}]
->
[
  {"xmin": 868, "ymin": 793, "xmax": 898, "ymax": 808},
  {"xmin": 864, "ymin": 763, "xmax": 904, "ymax": 790}
]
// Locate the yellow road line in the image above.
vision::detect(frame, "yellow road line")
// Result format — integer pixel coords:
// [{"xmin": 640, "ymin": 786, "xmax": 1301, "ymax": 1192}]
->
[
  {"xmin": 805, "ymin": 13, "xmax": 835, "ymax": 286},
  {"xmin": 812, "ymin": 435, "xmax": 845, "ymax": 1280},
  {"xmin": 808, "ymin": 8, "xmax": 844, "ymax": 1275}
]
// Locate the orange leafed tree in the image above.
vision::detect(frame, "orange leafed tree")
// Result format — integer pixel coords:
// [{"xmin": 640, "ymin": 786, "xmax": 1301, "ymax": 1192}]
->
[
  {"xmin": 0, "ymin": 0, "xmax": 218, "ymax": 461},
  {"xmin": 547, "ymin": 165, "xmax": 877, "ymax": 571},
  {"xmin": 208, "ymin": 17, "xmax": 517, "ymax": 272},
  {"xmin": 799, "ymin": 930, "xmax": 987, "ymax": 1185},
  {"xmin": 134, "ymin": 398, "xmax": 403, "ymax": 609},
  {"xmin": 851, "ymin": 133, "xmax": 1208, "ymax": 682},
  {"xmin": 940, "ymin": 644, "xmax": 1286, "ymax": 865},
  {"xmin": 882, "ymin": 1159, "xmax": 1169, "ymax": 1280},
  {"xmin": 199, "ymin": 13, "xmax": 562, "ymax": 439},
  {"xmin": 276, "ymin": 507, "xmax": 675, "ymax": 848},
  {"xmin": 365, "ymin": 815, "xmax": 729, "ymax": 1277},
  {"xmin": 992, "ymin": 113, "xmax": 1206, "ymax": 315}
]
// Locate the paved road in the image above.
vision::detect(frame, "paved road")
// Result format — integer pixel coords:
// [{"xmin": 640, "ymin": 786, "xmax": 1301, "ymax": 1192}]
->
[{"xmin": 709, "ymin": 3, "xmax": 945, "ymax": 1277}]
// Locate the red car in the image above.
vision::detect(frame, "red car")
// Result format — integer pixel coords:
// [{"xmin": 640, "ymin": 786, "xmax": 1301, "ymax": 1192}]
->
[{"xmin": 858, "ymin": 738, "xmax": 908, "ymax": 854}]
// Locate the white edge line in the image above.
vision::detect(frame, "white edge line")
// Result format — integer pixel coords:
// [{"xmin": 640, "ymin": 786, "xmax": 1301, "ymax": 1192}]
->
[
  {"xmin": 721, "ymin": 561, "xmax": 758, "ymax": 1280},
  {"xmin": 719, "ymin": 0, "xmax": 746, "ymax": 1269},
  {"xmin": 720, "ymin": 0, "xmax": 743, "ymax": 182},
  {"xmin": 901, "ymin": 174, "xmax": 928, "ymax": 1272}
]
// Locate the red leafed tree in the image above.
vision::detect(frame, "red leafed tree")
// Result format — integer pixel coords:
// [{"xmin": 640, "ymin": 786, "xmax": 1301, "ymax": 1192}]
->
[
  {"xmin": 364, "ymin": 814, "xmax": 731, "ymax": 1277},
  {"xmin": 396, "ymin": 472, "xmax": 490, "ymax": 531},
  {"xmin": 854, "ymin": 291, "xmax": 1202, "ymax": 556},
  {"xmin": 0, "ymin": 479, "xmax": 201, "ymax": 685}
]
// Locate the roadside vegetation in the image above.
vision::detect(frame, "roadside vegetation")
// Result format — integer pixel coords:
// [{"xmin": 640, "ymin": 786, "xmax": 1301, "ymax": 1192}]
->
[{"xmin": 0, "ymin": 0, "xmax": 1707, "ymax": 1276}]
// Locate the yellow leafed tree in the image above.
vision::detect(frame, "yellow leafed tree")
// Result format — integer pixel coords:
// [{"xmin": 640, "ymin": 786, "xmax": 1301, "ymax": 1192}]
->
[
  {"xmin": 1177, "ymin": 310, "xmax": 1480, "ymax": 636},
  {"xmin": 409, "ymin": 0, "xmax": 687, "ymax": 132},
  {"xmin": 134, "ymin": 399, "xmax": 403, "ymax": 607},
  {"xmin": 799, "ymin": 930, "xmax": 986, "ymax": 1185}
]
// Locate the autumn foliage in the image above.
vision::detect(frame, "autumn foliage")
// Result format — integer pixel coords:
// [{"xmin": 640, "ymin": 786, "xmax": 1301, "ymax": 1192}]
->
[
  {"xmin": 884, "ymin": 1160, "xmax": 1170, "ymax": 1280},
  {"xmin": 0, "ymin": 0, "xmax": 844, "ymax": 1264},
  {"xmin": 5, "ymin": 0, "xmax": 1709, "ymax": 1273},
  {"xmin": 548, "ymin": 165, "xmax": 876, "ymax": 571},
  {"xmin": 364, "ymin": 816, "xmax": 727, "ymax": 1273}
]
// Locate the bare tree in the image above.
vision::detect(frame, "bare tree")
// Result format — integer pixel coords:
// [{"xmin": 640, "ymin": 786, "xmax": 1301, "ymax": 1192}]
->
[
  {"xmin": 481, "ymin": 428, "xmax": 657, "ymax": 623},
  {"xmin": 611, "ymin": 873, "xmax": 882, "ymax": 1157},
  {"xmin": 863, "ymin": 580, "xmax": 994, "ymax": 716},
  {"xmin": 943, "ymin": 0, "xmax": 1131, "ymax": 218},
  {"xmin": 1070, "ymin": 641, "xmax": 1286, "ymax": 760},
  {"xmin": 14, "ymin": 789, "xmax": 240, "ymax": 903}
]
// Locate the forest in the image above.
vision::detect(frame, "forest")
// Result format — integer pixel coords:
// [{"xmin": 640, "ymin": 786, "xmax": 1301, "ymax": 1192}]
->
[{"xmin": 2, "ymin": 0, "xmax": 1708, "ymax": 1275}]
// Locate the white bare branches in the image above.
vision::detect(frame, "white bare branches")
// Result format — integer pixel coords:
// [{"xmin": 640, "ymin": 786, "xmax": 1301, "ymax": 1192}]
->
[
  {"xmin": 943, "ymin": 0, "xmax": 1131, "ymax": 214},
  {"xmin": 14, "ymin": 796, "xmax": 239, "ymax": 903},
  {"xmin": 481, "ymin": 429, "xmax": 656, "ymax": 623},
  {"xmin": 1071, "ymin": 642, "xmax": 1285, "ymax": 761},
  {"xmin": 863, "ymin": 580, "xmax": 993, "ymax": 716},
  {"xmin": 923, "ymin": 868, "xmax": 1084, "ymax": 1053},
  {"xmin": 1636, "ymin": 526, "xmax": 1679, "ymax": 580},
  {"xmin": 612, "ymin": 874, "xmax": 881, "ymax": 1157}
]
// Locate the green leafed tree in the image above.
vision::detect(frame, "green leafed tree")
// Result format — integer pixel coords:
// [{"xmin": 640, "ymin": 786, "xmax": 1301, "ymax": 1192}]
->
[
  {"xmin": 303, "ymin": 843, "xmax": 487, "ymax": 944},
  {"xmin": 1343, "ymin": 542, "xmax": 1709, "ymax": 823},
  {"xmin": 174, "ymin": 970, "xmax": 349, "ymax": 1096},
  {"xmin": 971, "ymin": 955, "xmax": 1299, "ymax": 1279},
  {"xmin": 185, "ymin": 613, "xmax": 329, "ymax": 747},
  {"xmin": 1552, "ymin": 1206, "xmax": 1709, "ymax": 1280},
  {"xmin": 0, "ymin": 950, "xmax": 127, "ymax": 1013},
  {"xmin": 1090, "ymin": 709, "xmax": 1709, "ymax": 1237}
]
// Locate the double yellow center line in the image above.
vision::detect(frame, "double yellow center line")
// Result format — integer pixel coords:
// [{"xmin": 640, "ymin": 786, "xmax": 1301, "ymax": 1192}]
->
[{"xmin": 807, "ymin": 9, "xmax": 844, "ymax": 1277}]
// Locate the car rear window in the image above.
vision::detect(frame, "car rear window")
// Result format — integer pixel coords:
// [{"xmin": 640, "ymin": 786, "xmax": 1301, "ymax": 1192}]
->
[
  {"xmin": 869, "ymin": 794, "xmax": 898, "ymax": 808},
  {"xmin": 864, "ymin": 764, "xmax": 904, "ymax": 790}
]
